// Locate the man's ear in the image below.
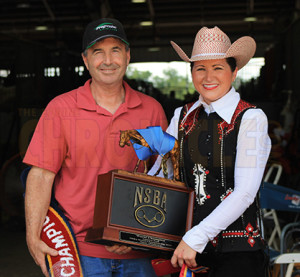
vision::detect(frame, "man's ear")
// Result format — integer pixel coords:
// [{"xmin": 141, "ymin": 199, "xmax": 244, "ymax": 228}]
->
[
  {"xmin": 126, "ymin": 49, "xmax": 131, "ymax": 66},
  {"xmin": 82, "ymin": 53, "xmax": 89, "ymax": 71}
]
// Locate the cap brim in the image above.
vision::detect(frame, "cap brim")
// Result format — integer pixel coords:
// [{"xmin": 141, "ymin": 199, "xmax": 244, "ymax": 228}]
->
[{"xmin": 86, "ymin": 35, "xmax": 129, "ymax": 50}]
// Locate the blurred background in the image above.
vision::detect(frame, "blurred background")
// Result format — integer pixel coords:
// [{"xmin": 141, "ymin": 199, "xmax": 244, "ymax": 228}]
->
[{"xmin": 0, "ymin": 0, "xmax": 300, "ymax": 276}]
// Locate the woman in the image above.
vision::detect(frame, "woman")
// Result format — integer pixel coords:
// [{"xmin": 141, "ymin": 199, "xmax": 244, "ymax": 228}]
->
[{"xmin": 150, "ymin": 26, "xmax": 271, "ymax": 276}]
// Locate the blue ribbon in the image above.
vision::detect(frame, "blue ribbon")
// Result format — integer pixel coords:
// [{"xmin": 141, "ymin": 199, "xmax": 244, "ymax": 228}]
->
[{"xmin": 130, "ymin": 126, "xmax": 175, "ymax": 161}]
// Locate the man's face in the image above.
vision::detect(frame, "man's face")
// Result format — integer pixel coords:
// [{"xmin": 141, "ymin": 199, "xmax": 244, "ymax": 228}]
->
[{"xmin": 82, "ymin": 37, "xmax": 130, "ymax": 87}]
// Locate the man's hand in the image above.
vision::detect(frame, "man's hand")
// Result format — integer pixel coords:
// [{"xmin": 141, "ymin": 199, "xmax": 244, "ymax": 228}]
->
[
  {"xmin": 27, "ymin": 236, "xmax": 58, "ymax": 277},
  {"xmin": 105, "ymin": 244, "xmax": 132, "ymax": 255},
  {"xmin": 171, "ymin": 240, "xmax": 197, "ymax": 268},
  {"xmin": 25, "ymin": 167, "xmax": 56, "ymax": 277}
]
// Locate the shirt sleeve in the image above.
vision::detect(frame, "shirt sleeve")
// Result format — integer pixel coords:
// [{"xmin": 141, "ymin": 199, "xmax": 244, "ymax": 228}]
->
[
  {"xmin": 182, "ymin": 108, "xmax": 272, "ymax": 253},
  {"xmin": 23, "ymin": 99, "xmax": 67, "ymax": 173}
]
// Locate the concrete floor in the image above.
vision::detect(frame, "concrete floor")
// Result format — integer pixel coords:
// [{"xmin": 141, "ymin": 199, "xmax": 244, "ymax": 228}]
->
[
  {"xmin": 0, "ymin": 228, "xmax": 42, "ymax": 277},
  {"xmin": 0, "ymin": 157, "xmax": 42, "ymax": 276}
]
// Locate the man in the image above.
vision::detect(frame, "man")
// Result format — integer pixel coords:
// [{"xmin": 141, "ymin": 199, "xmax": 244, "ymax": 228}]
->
[{"xmin": 24, "ymin": 18, "xmax": 167, "ymax": 277}]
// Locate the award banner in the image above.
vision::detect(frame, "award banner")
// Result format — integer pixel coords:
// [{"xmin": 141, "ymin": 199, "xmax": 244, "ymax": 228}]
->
[
  {"xmin": 21, "ymin": 167, "xmax": 83, "ymax": 277},
  {"xmin": 41, "ymin": 204, "xmax": 83, "ymax": 277}
]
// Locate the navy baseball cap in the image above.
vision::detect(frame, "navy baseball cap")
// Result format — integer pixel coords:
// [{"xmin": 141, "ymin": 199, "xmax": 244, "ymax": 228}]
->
[{"xmin": 82, "ymin": 18, "xmax": 129, "ymax": 51}]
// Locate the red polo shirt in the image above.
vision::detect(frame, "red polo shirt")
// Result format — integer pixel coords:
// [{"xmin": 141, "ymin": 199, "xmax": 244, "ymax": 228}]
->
[{"xmin": 23, "ymin": 79, "xmax": 167, "ymax": 258}]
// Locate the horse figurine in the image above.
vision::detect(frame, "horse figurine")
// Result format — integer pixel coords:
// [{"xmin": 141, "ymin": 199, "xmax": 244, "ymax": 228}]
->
[
  {"xmin": 119, "ymin": 128, "xmax": 180, "ymax": 181},
  {"xmin": 119, "ymin": 129, "xmax": 149, "ymax": 174}
]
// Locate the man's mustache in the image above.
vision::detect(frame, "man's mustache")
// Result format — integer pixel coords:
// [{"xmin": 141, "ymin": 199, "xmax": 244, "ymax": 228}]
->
[{"xmin": 98, "ymin": 64, "xmax": 120, "ymax": 70}]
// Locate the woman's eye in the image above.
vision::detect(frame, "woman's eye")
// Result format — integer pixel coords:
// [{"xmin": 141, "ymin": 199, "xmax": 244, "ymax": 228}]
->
[
  {"xmin": 196, "ymin": 68, "xmax": 205, "ymax": 71},
  {"xmin": 214, "ymin": 67, "xmax": 223, "ymax": 70}
]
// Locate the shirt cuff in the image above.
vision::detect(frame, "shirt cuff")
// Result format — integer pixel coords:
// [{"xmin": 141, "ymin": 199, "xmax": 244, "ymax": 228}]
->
[{"xmin": 182, "ymin": 223, "xmax": 210, "ymax": 253}]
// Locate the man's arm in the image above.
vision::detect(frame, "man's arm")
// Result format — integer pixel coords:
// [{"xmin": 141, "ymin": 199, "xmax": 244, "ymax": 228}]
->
[{"xmin": 25, "ymin": 166, "xmax": 58, "ymax": 277}]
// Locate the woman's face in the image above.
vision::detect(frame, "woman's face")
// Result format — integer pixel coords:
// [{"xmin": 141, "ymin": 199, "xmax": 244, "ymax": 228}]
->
[{"xmin": 192, "ymin": 59, "xmax": 238, "ymax": 104}]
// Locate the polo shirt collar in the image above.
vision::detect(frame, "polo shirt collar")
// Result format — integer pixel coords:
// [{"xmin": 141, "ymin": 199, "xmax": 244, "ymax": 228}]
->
[
  {"xmin": 76, "ymin": 79, "xmax": 95, "ymax": 111},
  {"xmin": 123, "ymin": 81, "xmax": 142, "ymax": 109},
  {"xmin": 76, "ymin": 79, "xmax": 142, "ymax": 112}
]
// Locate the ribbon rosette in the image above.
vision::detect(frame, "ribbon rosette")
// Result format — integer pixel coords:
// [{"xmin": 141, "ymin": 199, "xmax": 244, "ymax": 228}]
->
[{"xmin": 130, "ymin": 126, "xmax": 176, "ymax": 160}]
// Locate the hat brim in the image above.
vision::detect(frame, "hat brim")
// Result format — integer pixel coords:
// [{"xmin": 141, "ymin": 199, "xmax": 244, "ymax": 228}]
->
[
  {"xmin": 170, "ymin": 41, "xmax": 190, "ymax": 62},
  {"xmin": 171, "ymin": 36, "xmax": 256, "ymax": 70},
  {"xmin": 225, "ymin": 36, "xmax": 256, "ymax": 69}
]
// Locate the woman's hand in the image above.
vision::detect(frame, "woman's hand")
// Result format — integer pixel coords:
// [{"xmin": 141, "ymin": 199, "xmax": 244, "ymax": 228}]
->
[
  {"xmin": 171, "ymin": 240, "xmax": 197, "ymax": 268},
  {"xmin": 105, "ymin": 244, "xmax": 132, "ymax": 255}
]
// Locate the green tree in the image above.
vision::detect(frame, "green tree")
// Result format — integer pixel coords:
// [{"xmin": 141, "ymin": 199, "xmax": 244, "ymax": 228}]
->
[
  {"xmin": 152, "ymin": 68, "xmax": 194, "ymax": 100},
  {"xmin": 126, "ymin": 67, "xmax": 152, "ymax": 82},
  {"xmin": 126, "ymin": 66, "xmax": 194, "ymax": 100}
]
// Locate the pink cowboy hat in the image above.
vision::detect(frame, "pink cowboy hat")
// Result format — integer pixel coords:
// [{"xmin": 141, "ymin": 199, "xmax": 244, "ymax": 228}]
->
[{"xmin": 171, "ymin": 26, "xmax": 256, "ymax": 70}]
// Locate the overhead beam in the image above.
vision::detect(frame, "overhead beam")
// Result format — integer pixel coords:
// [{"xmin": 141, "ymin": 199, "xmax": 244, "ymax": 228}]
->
[
  {"xmin": 100, "ymin": 0, "xmax": 114, "ymax": 18},
  {"xmin": 41, "ymin": 0, "xmax": 55, "ymax": 21},
  {"xmin": 146, "ymin": 0, "xmax": 155, "ymax": 20},
  {"xmin": 84, "ymin": 0, "xmax": 101, "ymax": 20}
]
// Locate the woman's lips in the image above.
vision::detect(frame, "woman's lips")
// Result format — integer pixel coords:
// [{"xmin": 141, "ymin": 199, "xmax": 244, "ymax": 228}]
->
[{"xmin": 203, "ymin": 84, "xmax": 218, "ymax": 90}]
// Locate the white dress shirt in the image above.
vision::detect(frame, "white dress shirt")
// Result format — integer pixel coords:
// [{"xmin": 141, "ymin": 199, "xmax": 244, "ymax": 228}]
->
[{"xmin": 148, "ymin": 87, "xmax": 271, "ymax": 253}]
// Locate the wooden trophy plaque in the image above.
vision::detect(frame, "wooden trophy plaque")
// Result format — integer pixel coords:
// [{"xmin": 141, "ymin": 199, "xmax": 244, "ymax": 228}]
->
[{"xmin": 85, "ymin": 170, "xmax": 194, "ymax": 252}]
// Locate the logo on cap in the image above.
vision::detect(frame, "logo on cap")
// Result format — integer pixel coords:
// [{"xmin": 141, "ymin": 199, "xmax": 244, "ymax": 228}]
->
[{"xmin": 95, "ymin": 23, "xmax": 117, "ymax": 32}]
